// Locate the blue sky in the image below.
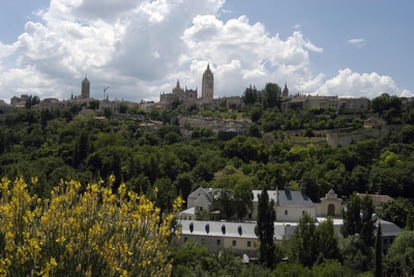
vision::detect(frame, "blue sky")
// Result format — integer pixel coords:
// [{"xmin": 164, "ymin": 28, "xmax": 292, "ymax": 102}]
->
[
  {"xmin": 0, "ymin": 0, "xmax": 413, "ymax": 103},
  {"xmin": 223, "ymin": 0, "xmax": 414, "ymax": 90}
]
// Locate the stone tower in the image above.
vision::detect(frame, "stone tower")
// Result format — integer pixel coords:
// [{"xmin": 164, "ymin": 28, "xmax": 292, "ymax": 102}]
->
[
  {"xmin": 202, "ymin": 64, "xmax": 214, "ymax": 103},
  {"xmin": 81, "ymin": 76, "xmax": 90, "ymax": 99},
  {"xmin": 282, "ymin": 83, "xmax": 289, "ymax": 97}
]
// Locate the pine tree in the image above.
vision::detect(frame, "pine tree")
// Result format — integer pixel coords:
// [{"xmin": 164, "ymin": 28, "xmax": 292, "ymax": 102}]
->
[
  {"xmin": 374, "ymin": 223, "xmax": 382, "ymax": 277},
  {"xmin": 255, "ymin": 188, "xmax": 276, "ymax": 268}
]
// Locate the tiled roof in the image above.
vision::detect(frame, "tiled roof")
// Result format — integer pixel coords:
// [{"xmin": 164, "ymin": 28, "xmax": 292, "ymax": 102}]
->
[{"xmin": 277, "ymin": 190, "xmax": 315, "ymax": 207}]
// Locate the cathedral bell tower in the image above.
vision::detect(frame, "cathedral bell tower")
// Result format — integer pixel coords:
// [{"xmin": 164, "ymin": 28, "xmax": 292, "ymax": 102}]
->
[
  {"xmin": 81, "ymin": 75, "xmax": 90, "ymax": 99},
  {"xmin": 202, "ymin": 64, "xmax": 214, "ymax": 103}
]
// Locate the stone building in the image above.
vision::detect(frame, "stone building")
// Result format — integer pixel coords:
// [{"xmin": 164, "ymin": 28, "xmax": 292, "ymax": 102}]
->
[
  {"xmin": 180, "ymin": 187, "xmax": 400, "ymax": 258},
  {"xmin": 202, "ymin": 64, "xmax": 214, "ymax": 103},
  {"xmin": 185, "ymin": 185, "xmax": 343, "ymax": 223},
  {"xmin": 316, "ymin": 189, "xmax": 343, "ymax": 217},
  {"xmin": 159, "ymin": 64, "xmax": 214, "ymax": 109},
  {"xmin": 160, "ymin": 80, "xmax": 197, "ymax": 108},
  {"xmin": 81, "ymin": 76, "xmax": 90, "ymax": 99},
  {"xmin": 338, "ymin": 97, "xmax": 370, "ymax": 113}
]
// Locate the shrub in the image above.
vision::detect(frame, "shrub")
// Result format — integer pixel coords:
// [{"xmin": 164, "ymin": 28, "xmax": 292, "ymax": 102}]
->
[{"xmin": 0, "ymin": 176, "xmax": 181, "ymax": 276}]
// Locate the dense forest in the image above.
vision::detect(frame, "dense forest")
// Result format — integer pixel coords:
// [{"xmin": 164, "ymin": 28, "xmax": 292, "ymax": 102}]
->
[{"xmin": 1, "ymin": 87, "xmax": 414, "ymax": 275}]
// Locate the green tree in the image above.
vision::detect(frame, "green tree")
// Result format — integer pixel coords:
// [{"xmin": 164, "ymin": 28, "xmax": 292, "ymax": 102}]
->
[
  {"xmin": 262, "ymin": 82, "xmax": 281, "ymax": 109},
  {"xmin": 386, "ymin": 230, "xmax": 414, "ymax": 276},
  {"xmin": 215, "ymin": 188, "xmax": 235, "ymax": 219},
  {"xmin": 371, "ymin": 93, "xmax": 402, "ymax": 123},
  {"xmin": 342, "ymin": 194, "xmax": 376, "ymax": 247},
  {"xmin": 242, "ymin": 85, "xmax": 259, "ymax": 105},
  {"xmin": 342, "ymin": 193, "xmax": 362, "ymax": 237},
  {"xmin": 374, "ymin": 223, "xmax": 382, "ymax": 277},
  {"xmin": 256, "ymin": 188, "xmax": 276, "ymax": 268},
  {"xmin": 360, "ymin": 195, "xmax": 376, "ymax": 247},
  {"xmin": 270, "ymin": 263, "xmax": 311, "ymax": 277},
  {"xmin": 341, "ymin": 234, "xmax": 373, "ymax": 272},
  {"xmin": 312, "ymin": 260, "xmax": 353, "ymax": 277},
  {"xmin": 316, "ymin": 218, "xmax": 341, "ymax": 263},
  {"xmin": 233, "ymin": 180, "xmax": 253, "ymax": 220},
  {"xmin": 289, "ymin": 213, "xmax": 318, "ymax": 267}
]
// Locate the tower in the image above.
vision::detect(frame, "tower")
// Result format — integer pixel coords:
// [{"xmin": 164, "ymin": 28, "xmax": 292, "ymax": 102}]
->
[
  {"xmin": 81, "ymin": 76, "xmax": 90, "ymax": 99},
  {"xmin": 202, "ymin": 64, "xmax": 214, "ymax": 103},
  {"xmin": 282, "ymin": 83, "xmax": 289, "ymax": 97}
]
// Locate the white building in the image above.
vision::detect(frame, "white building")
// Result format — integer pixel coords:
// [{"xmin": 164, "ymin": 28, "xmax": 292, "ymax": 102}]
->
[{"xmin": 185, "ymin": 185, "xmax": 343, "ymax": 222}]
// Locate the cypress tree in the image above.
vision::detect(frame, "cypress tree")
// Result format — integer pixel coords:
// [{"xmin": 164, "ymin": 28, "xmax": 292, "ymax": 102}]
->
[
  {"xmin": 342, "ymin": 193, "xmax": 362, "ymax": 237},
  {"xmin": 361, "ymin": 195, "xmax": 376, "ymax": 247},
  {"xmin": 342, "ymin": 193, "xmax": 375, "ymax": 247},
  {"xmin": 406, "ymin": 209, "xmax": 414, "ymax": 230},
  {"xmin": 255, "ymin": 188, "xmax": 276, "ymax": 268},
  {"xmin": 374, "ymin": 223, "xmax": 382, "ymax": 277}
]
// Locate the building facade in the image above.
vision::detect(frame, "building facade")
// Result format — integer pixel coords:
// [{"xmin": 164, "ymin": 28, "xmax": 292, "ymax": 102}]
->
[
  {"xmin": 81, "ymin": 76, "xmax": 90, "ymax": 99},
  {"xmin": 202, "ymin": 64, "xmax": 214, "ymax": 102},
  {"xmin": 159, "ymin": 64, "xmax": 214, "ymax": 109}
]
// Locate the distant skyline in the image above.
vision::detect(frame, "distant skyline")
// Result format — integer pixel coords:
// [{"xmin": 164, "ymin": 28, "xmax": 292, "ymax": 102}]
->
[{"xmin": 0, "ymin": 0, "xmax": 413, "ymax": 103}]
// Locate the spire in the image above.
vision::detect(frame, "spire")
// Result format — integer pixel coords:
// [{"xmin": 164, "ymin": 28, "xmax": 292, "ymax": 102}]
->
[
  {"xmin": 282, "ymin": 82, "xmax": 289, "ymax": 97},
  {"xmin": 205, "ymin": 63, "xmax": 212, "ymax": 74}
]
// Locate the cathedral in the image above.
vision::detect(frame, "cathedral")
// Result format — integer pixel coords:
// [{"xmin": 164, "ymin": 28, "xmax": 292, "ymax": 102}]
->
[
  {"xmin": 202, "ymin": 64, "xmax": 214, "ymax": 103},
  {"xmin": 160, "ymin": 64, "xmax": 214, "ymax": 108},
  {"xmin": 81, "ymin": 76, "xmax": 90, "ymax": 99}
]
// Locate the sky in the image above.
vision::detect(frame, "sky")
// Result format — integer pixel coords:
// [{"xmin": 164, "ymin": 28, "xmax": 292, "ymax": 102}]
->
[{"xmin": 0, "ymin": 0, "xmax": 413, "ymax": 103}]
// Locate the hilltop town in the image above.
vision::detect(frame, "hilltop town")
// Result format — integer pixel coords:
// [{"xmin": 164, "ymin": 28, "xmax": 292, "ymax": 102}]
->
[
  {"xmin": 1, "ymin": 63, "xmax": 414, "ymax": 275},
  {"xmin": 2, "ymin": 63, "xmax": 410, "ymax": 117}
]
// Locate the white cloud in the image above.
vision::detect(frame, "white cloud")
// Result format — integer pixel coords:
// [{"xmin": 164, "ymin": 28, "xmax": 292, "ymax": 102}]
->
[
  {"xmin": 400, "ymin": 89, "xmax": 414, "ymax": 97},
  {"xmin": 182, "ymin": 15, "xmax": 324, "ymax": 96},
  {"xmin": 347, "ymin": 38, "xmax": 367, "ymax": 48},
  {"xmin": 0, "ymin": 0, "xmax": 409, "ymax": 104},
  {"xmin": 315, "ymin": 68, "xmax": 399, "ymax": 98},
  {"xmin": 293, "ymin": 23, "xmax": 301, "ymax": 30}
]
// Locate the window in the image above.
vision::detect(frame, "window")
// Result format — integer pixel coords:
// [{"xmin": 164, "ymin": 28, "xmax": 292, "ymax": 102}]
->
[
  {"xmin": 232, "ymin": 240, "xmax": 236, "ymax": 247},
  {"xmin": 247, "ymin": 241, "xmax": 251, "ymax": 247},
  {"xmin": 302, "ymin": 210, "xmax": 305, "ymax": 216},
  {"xmin": 184, "ymin": 237, "xmax": 188, "ymax": 242},
  {"xmin": 284, "ymin": 210, "xmax": 288, "ymax": 215},
  {"xmin": 189, "ymin": 222, "xmax": 194, "ymax": 233},
  {"xmin": 205, "ymin": 224, "xmax": 210, "ymax": 234},
  {"xmin": 217, "ymin": 239, "xmax": 221, "ymax": 246},
  {"xmin": 238, "ymin": 225, "xmax": 242, "ymax": 236},
  {"xmin": 221, "ymin": 225, "xmax": 226, "ymax": 234}
]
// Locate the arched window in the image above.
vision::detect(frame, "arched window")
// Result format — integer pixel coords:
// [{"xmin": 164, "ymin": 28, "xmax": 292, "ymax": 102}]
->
[
  {"xmin": 327, "ymin": 203, "xmax": 335, "ymax": 216},
  {"xmin": 238, "ymin": 225, "xmax": 242, "ymax": 236},
  {"xmin": 189, "ymin": 222, "xmax": 194, "ymax": 233},
  {"xmin": 205, "ymin": 224, "xmax": 210, "ymax": 234},
  {"xmin": 221, "ymin": 224, "xmax": 226, "ymax": 234}
]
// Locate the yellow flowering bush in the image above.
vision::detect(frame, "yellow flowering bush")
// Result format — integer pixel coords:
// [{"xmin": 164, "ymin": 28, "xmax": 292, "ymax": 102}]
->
[{"xmin": 0, "ymin": 176, "xmax": 182, "ymax": 276}]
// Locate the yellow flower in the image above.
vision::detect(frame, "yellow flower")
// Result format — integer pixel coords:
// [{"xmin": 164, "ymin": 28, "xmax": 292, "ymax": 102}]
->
[
  {"xmin": 31, "ymin": 176, "xmax": 39, "ymax": 185},
  {"xmin": 49, "ymin": 257, "xmax": 57, "ymax": 267}
]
